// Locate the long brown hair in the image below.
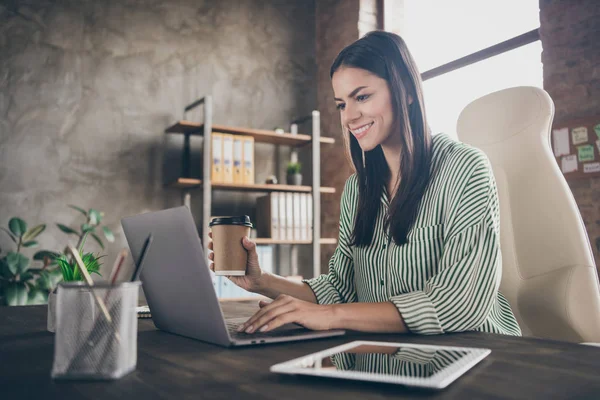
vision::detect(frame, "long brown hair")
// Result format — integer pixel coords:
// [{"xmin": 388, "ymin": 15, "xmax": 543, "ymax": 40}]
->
[{"xmin": 330, "ymin": 31, "xmax": 433, "ymax": 247}]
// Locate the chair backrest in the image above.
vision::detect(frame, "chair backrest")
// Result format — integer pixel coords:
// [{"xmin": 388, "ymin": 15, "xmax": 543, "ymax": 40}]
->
[{"xmin": 456, "ymin": 86, "xmax": 600, "ymax": 343}]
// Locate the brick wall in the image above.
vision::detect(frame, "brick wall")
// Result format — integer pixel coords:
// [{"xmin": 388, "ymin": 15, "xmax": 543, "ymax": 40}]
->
[
  {"xmin": 315, "ymin": 0, "xmax": 383, "ymax": 271},
  {"xmin": 539, "ymin": 0, "xmax": 600, "ymax": 269}
]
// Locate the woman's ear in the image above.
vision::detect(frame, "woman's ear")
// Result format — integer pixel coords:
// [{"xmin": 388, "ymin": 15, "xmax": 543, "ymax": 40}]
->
[{"xmin": 408, "ymin": 94, "xmax": 414, "ymax": 105}]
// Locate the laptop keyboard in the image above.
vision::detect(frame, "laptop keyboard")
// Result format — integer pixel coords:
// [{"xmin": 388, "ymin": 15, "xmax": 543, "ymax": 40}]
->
[{"xmin": 225, "ymin": 318, "xmax": 311, "ymax": 340}]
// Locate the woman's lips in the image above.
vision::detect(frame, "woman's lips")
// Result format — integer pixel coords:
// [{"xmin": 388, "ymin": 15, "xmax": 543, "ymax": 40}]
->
[{"xmin": 351, "ymin": 122, "xmax": 374, "ymax": 139}]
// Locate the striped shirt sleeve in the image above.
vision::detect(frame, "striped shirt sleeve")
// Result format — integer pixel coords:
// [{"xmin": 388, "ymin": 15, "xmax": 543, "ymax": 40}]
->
[
  {"xmin": 303, "ymin": 176, "xmax": 358, "ymax": 305},
  {"xmin": 390, "ymin": 151, "xmax": 502, "ymax": 334}
]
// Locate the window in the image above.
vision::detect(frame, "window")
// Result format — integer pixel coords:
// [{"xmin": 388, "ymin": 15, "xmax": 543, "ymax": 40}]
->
[{"xmin": 402, "ymin": 0, "xmax": 542, "ymax": 138}]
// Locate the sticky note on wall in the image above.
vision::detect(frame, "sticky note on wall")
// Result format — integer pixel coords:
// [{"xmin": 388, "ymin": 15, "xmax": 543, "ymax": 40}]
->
[
  {"xmin": 577, "ymin": 144, "xmax": 595, "ymax": 162},
  {"xmin": 572, "ymin": 127, "xmax": 588, "ymax": 145}
]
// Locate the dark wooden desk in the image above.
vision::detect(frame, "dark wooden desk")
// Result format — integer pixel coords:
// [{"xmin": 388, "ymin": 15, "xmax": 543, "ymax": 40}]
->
[{"xmin": 2, "ymin": 302, "xmax": 600, "ymax": 400}]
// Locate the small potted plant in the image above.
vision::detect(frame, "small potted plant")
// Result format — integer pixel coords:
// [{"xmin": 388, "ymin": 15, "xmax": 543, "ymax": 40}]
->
[
  {"xmin": 0, "ymin": 217, "xmax": 61, "ymax": 306},
  {"xmin": 286, "ymin": 162, "xmax": 302, "ymax": 185},
  {"xmin": 47, "ymin": 205, "xmax": 114, "ymax": 332}
]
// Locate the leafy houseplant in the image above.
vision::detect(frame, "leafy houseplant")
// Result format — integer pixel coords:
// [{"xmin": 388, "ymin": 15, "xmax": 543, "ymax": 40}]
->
[
  {"xmin": 0, "ymin": 218, "xmax": 62, "ymax": 306},
  {"xmin": 47, "ymin": 205, "xmax": 114, "ymax": 331},
  {"xmin": 286, "ymin": 162, "xmax": 302, "ymax": 185}
]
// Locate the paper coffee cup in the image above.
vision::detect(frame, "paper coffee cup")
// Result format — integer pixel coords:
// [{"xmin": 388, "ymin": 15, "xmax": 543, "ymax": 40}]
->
[{"xmin": 209, "ymin": 215, "xmax": 253, "ymax": 276}]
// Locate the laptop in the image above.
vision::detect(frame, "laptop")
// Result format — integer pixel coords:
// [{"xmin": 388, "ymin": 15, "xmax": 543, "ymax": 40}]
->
[{"xmin": 121, "ymin": 206, "xmax": 346, "ymax": 347}]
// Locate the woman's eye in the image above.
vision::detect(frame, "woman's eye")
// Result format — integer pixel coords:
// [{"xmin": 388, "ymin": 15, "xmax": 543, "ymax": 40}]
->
[
  {"xmin": 356, "ymin": 94, "xmax": 370, "ymax": 102},
  {"xmin": 336, "ymin": 103, "xmax": 345, "ymax": 111}
]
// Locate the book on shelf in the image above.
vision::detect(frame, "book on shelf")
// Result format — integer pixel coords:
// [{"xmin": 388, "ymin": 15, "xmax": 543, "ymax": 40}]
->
[
  {"xmin": 278, "ymin": 192, "xmax": 287, "ymax": 240},
  {"xmin": 222, "ymin": 134, "xmax": 234, "ymax": 183},
  {"xmin": 233, "ymin": 136, "xmax": 243, "ymax": 183},
  {"xmin": 306, "ymin": 193, "xmax": 313, "ymax": 241},
  {"xmin": 255, "ymin": 193, "xmax": 279, "ymax": 239},
  {"xmin": 211, "ymin": 133, "xmax": 223, "ymax": 183},
  {"xmin": 242, "ymin": 136, "xmax": 254, "ymax": 184},
  {"xmin": 293, "ymin": 192, "xmax": 302, "ymax": 240},
  {"xmin": 285, "ymin": 192, "xmax": 294, "ymax": 240},
  {"xmin": 255, "ymin": 192, "xmax": 314, "ymax": 241}
]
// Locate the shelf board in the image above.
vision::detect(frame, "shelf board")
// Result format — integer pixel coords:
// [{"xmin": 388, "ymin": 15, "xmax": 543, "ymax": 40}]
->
[
  {"xmin": 254, "ymin": 238, "xmax": 337, "ymax": 245},
  {"xmin": 165, "ymin": 121, "xmax": 335, "ymax": 146},
  {"xmin": 168, "ymin": 178, "xmax": 336, "ymax": 193}
]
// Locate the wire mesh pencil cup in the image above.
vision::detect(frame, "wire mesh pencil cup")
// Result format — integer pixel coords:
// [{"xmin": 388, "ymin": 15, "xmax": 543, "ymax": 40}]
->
[{"xmin": 51, "ymin": 281, "xmax": 141, "ymax": 380}]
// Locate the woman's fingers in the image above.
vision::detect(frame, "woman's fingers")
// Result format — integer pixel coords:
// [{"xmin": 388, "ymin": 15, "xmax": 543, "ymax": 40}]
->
[
  {"xmin": 208, "ymin": 252, "xmax": 214, "ymax": 260},
  {"xmin": 209, "ymin": 231, "xmax": 213, "ymax": 238},
  {"xmin": 208, "ymin": 241, "xmax": 213, "ymax": 250},
  {"xmin": 209, "ymin": 262, "xmax": 214, "ymax": 272},
  {"xmin": 238, "ymin": 296, "xmax": 294, "ymax": 333}
]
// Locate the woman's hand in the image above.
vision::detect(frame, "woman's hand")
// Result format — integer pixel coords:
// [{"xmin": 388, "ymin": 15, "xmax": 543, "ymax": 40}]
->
[
  {"xmin": 237, "ymin": 294, "xmax": 335, "ymax": 333},
  {"xmin": 208, "ymin": 232, "xmax": 267, "ymax": 293}
]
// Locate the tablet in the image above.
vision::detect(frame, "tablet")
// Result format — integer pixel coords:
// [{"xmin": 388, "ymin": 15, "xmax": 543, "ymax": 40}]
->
[{"xmin": 270, "ymin": 340, "xmax": 491, "ymax": 390}]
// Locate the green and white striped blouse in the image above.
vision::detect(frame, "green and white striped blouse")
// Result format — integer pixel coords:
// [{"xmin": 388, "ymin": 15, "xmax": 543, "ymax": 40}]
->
[{"xmin": 304, "ymin": 133, "xmax": 521, "ymax": 336}]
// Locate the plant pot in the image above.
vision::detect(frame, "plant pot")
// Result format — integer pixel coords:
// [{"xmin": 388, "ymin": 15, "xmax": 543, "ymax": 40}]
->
[{"xmin": 287, "ymin": 173, "xmax": 302, "ymax": 186}]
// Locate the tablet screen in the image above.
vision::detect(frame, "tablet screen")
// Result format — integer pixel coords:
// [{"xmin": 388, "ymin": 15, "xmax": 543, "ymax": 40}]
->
[
  {"xmin": 297, "ymin": 344, "xmax": 470, "ymax": 378},
  {"xmin": 271, "ymin": 341, "xmax": 491, "ymax": 389}
]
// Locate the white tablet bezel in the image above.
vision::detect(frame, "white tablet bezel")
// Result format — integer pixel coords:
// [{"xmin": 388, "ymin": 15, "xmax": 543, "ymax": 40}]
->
[{"xmin": 270, "ymin": 340, "xmax": 491, "ymax": 390}]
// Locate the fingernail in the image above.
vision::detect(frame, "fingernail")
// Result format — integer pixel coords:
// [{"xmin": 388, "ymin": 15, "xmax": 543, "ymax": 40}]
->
[
  {"xmin": 245, "ymin": 325, "xmax": 253, "ymax": 333},
  {"xmin": 259, "ymin": 325, "xmax": 269, "ymax": 332}
]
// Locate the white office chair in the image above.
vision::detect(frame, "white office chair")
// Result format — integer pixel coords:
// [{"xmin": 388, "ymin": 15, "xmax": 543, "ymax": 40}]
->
[{"xmin": 456, "ymin": 86, "xmax": 600, "ymax": 343}]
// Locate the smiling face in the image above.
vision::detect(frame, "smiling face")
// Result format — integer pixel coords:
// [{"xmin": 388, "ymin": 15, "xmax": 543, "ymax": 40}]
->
[{"xmin": 332, "ymin": 67, "xmax": 395, "ymax": 152}]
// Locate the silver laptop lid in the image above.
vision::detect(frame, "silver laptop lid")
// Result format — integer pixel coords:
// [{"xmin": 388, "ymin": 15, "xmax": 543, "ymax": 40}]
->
[{"xmin": 121, "ymin": 206, "xmax": 231, "ymax": 346}]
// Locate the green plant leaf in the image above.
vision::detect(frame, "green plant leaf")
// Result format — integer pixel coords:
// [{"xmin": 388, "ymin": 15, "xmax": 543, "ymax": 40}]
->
[
  {"xmin": 68, "ymin": 204, "xmax": 88, "ymax": 217},
  {"xmin": 33, "ymin": 250, "xmax": 60, "ymax": 262},
  {"xmin": 9, "ymin": 217, "xmax": 27, "ymax": 238},
  {"xmin": 56, "ymin": 223, "xmax": 79, "ymax": 236},
  {"xmin": 0, "ymin": 258, "xmax": 12, "ymax": 278},
  {"xmin": 6, "ymin": 252, "xmax": 30, "ymax": 274},
  {"xmin": 102, "ymin": 226, "xmax": 115, "ymax": 243},
  {"xmin": 6, "ymin": 283, "xmax": 28, "ymax": 306},
  {"xmin": 1, "ymin": 227, "xmax": 17, "ymax": 243},
  {"xmin": 19, "ymin": 272, "xmax": 34, "ymax": 282},
  {"xmin": 91, "ymin": 233, "xmax": 105, "ymax": 250},
  {"xmin": 22, "ymin": 241, "xmax": 38, "ymax": 248},
  {"xmin": 27, "ymin": 289, "xmax": 47, "ymax": 305},
  {"xmin": 81, "ymin": 223, "xmax": 94, "ymax": 233},
  {"xmin": 21, "ymin": 224, "xmax": 46, "ymax": 242},
  {"xmin": 56, "ymin": 255, "xmax": 74, "ymax": 282},
  {"xmin": 89, "ymin": 209, "xmax": 102, "ymax": 225}
]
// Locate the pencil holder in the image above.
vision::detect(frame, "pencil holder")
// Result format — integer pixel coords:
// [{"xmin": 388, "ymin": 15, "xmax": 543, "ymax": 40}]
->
[{"xmin": 51, "ymin": 281, "xmax": 141, "ymax": 380}]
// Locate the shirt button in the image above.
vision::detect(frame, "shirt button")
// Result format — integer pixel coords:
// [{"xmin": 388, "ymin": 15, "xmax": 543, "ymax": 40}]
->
[
  {"xmin": 383, "ymin": 243, "xmax": 387, "ymax": 249},
  {"xmin": 380, "ymin": 279, "xmax": 385, "ymax": 286}
]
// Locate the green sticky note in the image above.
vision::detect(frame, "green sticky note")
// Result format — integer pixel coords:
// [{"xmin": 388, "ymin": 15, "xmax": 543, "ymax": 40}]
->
[
  {"xmin": 594, "ymin": 123, "xmax": 600, "ymax": 139},
  {"xmin": 578, "ymin": 144, "xmax": 595, "ymax": 162}
]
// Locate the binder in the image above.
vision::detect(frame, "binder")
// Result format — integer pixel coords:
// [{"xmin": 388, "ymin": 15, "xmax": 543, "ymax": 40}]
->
[
  {"xmin": 222, "ymin": 134, "xmax": 234, "ymax": 183},
  {"xmin": 293, "ymin": 193, "xmax": 302, "ymax": 240},
  {"xmin": 211, "ymin": 133, "xmax": 223, "ymax": 183},
  {"xmin": 307, "ymin": 193, "xmax": 313, "ymax": 241},
  {"xmin": 255, "ymin": 193, "xmax": 279, "ymax": 239},
  {"xmin": 300, "ymin": 193, "xmax": 308, "ymax": 240},
  {"xmin": 233, "ymin": 136, "xmax": 244, "ymax": 183},
  {"xmin": 286, "ymin": 192, "xmax": 294, "ymax": 240},
  {"xmin": 279, "ymin": 193, "xmax": 287, "ymax": 240},
  {"xmin": 242, "ymin": 136, "xmax": 254, "ymax": 184}
]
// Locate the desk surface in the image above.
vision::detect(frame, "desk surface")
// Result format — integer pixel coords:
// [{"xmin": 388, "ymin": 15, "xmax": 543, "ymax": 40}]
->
[{"xmin": 2, "ymin": 302, "xmax": 600, "ymax": 399}]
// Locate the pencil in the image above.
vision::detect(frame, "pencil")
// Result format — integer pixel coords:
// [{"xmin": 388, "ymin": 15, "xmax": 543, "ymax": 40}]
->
[{"xmin": 108, "ymin": 249, "xmax": 128, "ymax": 285}]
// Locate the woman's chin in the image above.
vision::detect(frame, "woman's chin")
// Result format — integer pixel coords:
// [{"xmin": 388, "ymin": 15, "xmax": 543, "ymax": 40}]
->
[{"xmin": 358, "ymin": 139, "xmax": 378, "ymax": 152}]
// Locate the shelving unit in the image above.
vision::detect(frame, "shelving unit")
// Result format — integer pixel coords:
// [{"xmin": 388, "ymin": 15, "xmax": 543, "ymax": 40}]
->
[{"xmin": 165, "ymin": 95, "xmax": 336, "ymax": 281}]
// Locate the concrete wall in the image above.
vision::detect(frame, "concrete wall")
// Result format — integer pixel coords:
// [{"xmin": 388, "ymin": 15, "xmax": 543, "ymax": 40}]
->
[
  {"xmin": 0, "ymin": 0, "xmax": 316, "ymax": 279},
  {"xmin": 539, "ymin": 0, "xmax": 600, "ymax": 270}
]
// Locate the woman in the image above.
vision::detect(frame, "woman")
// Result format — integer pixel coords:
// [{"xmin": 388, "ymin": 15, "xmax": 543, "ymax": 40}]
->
[{"xmin": 209, "ymin": 31, "xmax": 521, "ymax": 336}]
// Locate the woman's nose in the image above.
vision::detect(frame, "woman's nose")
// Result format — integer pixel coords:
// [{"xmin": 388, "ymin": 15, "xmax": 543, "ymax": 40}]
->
[{"xmin": 343, "ymin": 103, "xmax": 361, "ymax": 125}]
